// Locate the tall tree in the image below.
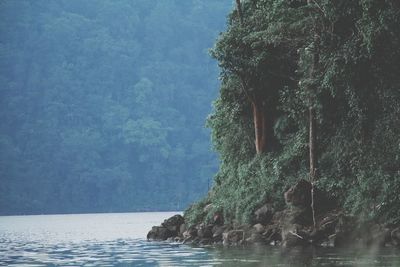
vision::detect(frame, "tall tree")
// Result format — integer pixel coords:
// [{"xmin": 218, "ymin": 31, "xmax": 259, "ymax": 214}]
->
[
  {"xmin": 307, "ymin": 0, "xmax": 321, "ymax": 228},
  {"xmin": 235, "ymin": 0, "xmax": 267, "ymax": 154}
]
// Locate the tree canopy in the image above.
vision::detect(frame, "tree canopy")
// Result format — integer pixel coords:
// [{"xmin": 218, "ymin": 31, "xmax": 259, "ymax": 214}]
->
[
  {"xmin": 0, "ymin": 0, "xmax": 232, "ymax": 214},
  {"xmin": 186, "ymin": 0, "xmax": 400, "ymax": 225}
]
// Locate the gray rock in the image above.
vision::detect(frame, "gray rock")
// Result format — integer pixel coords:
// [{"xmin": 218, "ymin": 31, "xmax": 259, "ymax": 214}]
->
[
  {"xmin": 223, "ymin": 230, "xmax": 245, "ymax": 245},
  {"xmin": 253, "ymin": 223, "xmax": 265, "ymax": 233},
  {"xmin": 284, "ymin": 179, "xmax": 312, "ymax": 208},
  {"xmin": 254, "ymin": 204, "xmax": 274, "ymax": 225},
  {"xmin": 179, "ymin": 223, "xmax": 187, "ymax": 236},
  {"xmin": 282, "ymin": 231, "xmax": 309, "ymax": 247},
  {"xmin": 212, "ymin": 225, "xmax": 225, "ymax": 240},
  {"xmin": 199, "ymin": 238, "xmax": 212, "ymax": 245},
  {"xmin": 263, "ymin": 224, "xmax": 282, "ymax": 243},
  {"xmin": 197, "ymin": 224, "xmax": 213, "ymax": 239},
  {"xmin": 162, "ymin": 214, "xmax": 184, "ymax": 233},
  {"xmin": 246, "ymin": 232, "xmax": 264, "ymax": 243},
  {"xmin": 147, "ymin": 226, "xmax": 174, "ymax": 241}
]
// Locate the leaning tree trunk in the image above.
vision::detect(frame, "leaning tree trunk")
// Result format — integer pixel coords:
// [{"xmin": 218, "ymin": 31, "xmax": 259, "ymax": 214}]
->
[
  {"xmin": 252, "ymin": 100, "xmax": 267, "ymax": 154},
  {"xmin": 236, "ymin": 0, "xmax": 243, "ymax": 24},
  {"xmin": 236, "ymin": 0, "xmax": 268, "ymax": 154}
]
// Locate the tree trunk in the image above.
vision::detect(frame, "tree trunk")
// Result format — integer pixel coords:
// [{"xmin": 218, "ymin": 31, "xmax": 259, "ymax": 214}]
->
[
  {"xmin": 236, "ymin": 0, "xmax": 243, "ymax": 25},
  {"xmin": 309, "ymin": 107, "xmax": 317, "ymax": 179},
  {"xmin": 309, "ymin": 105, "xmax": 317, "ymax": 228},
  {"xmin": 307, "ymin": 0, "xmax": 319, "ymax": 229},
  {"xmin": 252, "ymin": 100, "xmax": 267, "ymax": 154}
]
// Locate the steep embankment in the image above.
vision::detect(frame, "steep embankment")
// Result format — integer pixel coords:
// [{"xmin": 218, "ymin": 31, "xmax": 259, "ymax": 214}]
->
[
  {"xmin": 148, "ymin": 180, "xmax": 400, "ymax": 248},
  {"xmin": 188, "ymin": 0, "xmax": 400, "ymax": 230},
  {"xmin": 148, "ymin": 0, "xmax": 400, "ymax": 248}
]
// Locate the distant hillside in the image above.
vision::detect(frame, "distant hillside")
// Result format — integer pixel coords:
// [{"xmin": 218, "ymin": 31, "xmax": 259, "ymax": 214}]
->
[{"xmin": 0, "ymin": 0, "xmax": 232, "ymax": 214}]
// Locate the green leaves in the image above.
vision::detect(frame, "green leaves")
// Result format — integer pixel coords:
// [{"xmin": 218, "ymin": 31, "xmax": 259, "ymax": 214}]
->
[{"xmin": 199, "ymin": 0, "xmax": 400, "ymax": 224}]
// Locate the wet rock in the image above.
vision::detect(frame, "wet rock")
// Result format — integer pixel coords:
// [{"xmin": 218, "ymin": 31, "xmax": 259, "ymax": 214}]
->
[
  {"xmin": 288, "ymin": 206, "xmax": 313, "ymax": 226},
  {"xmin": 183, "ymin": 236, "xmax": 194, "ymax": 244},
  {"xmin": 197, "ymin": 224, "xmax": 213, "ymax": 239},
  {"xmin": 282, "ymin": 231, "xmax": 309, "ymax": 247},
  {"xmin": 223, "ymin": 230, "xmax": 245, "ymax": 245},
  {"xmin": 147, "ymin": 226, "xmax": 174, "ymax": 241},
  {"xmin": 198, "ymin": 238, "xmax": 212, "ymax": 245},
  {"xmin": 319, "ymin": 212, "xmax": 339, "ymax": 233},
  {"xmin": 269, "ymin": 240, "xmax": 281, "ymax": 246},
  {"xmin": 308, "ymin": 212, "xmax": 339, "ymax": 245},
  {"xmin": 179, "ymin": 223, "xmax": 187, "ymax": 236},
  {"xmin": 237, "ymin": 224, "xmax": 268, "ymax": 244},
  {"xmin": 284, "ymin": 179, "xmax": 312, "ymax": 208},
  {"xmin": 284, "ymin": 180, "xmax": 315, "ymax": 227},
  {"xmin": 212, "ymin": 225, "xmax": 225, "ymax": 241},
  {"xmin": 162, "ymin": 214, "xmax": 184, "ymax": 233},
  {"xmin": 263, "ymin": 225, "xmax": 282, "ymax": 243},
  {"xmin": 284, "ymin": 179, "xmax": 334, "ymax": 212},
  {"xmin": 183, "ymin": 225, "xmax": 197, "ymax": 240},
  {"xmin": 246, "ymin": 231, "xmax": 264, "ymax": 243},
  {"xmin": 272, "ymin": 210, "xmax": 286, "ymax": 224},
  {"xmin": 167, "ymin": 236, "xmax": 183, "ymax": 242},
  {"xmin": 191, "ymin": 237, "xmax": 201, "ymax": 245},
  {"xmin": 253, "ymin": 223, "xmax": 265, "ymax": 234},
  {"xmin": 254, "ymin": 204, "xmax": 274, "ymax": 225}
]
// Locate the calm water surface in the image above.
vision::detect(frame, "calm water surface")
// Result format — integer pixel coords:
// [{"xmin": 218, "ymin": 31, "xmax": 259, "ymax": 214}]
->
[{"xmin": 0, "ymin": 212, "xmax": 399, "ymax": 266}]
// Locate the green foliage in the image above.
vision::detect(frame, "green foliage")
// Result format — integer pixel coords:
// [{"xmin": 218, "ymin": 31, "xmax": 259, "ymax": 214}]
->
[
  {"xmin": 184, "ymin": 198, "xmax": 210, "ymax": 228},
  {"xmin": 0, "ymin": 0, "xmax": 232, "ymax": 214},
  {"xmin": 194, "ymin": 0, "xmax": 400, "ymax": 225}
]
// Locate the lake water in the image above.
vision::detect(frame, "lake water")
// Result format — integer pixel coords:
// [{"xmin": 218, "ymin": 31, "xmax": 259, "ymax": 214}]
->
[{"xmin": 1, "ymin": 212, "xmax": 400, "ymax": 266}]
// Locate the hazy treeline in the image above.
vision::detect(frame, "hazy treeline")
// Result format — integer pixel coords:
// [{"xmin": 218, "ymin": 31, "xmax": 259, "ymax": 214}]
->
[{"xmin": 0, "ymin": 0, "xmax": 232, "ymax": 214}]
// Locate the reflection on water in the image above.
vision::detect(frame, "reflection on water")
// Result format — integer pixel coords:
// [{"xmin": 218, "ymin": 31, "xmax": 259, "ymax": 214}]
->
[
  {"xmin": 209, "ymin": 245, "xmax": 400, "ymax": 267},
  {"xmin": 0, "ymin": 212, "xmax": 399, "ymax": 266}
]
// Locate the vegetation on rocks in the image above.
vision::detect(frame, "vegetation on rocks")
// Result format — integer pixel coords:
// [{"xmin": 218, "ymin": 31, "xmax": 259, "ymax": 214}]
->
[{"xmin": 185, "ymin": 0, "xmax": 400, "ymax": 230}]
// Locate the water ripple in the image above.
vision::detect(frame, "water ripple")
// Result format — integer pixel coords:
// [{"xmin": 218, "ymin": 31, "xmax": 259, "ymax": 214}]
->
[
  {"xmin": 0, "ymin": 238, "xmax": 219, "ymax": 266},
  {"xmin": 1, "ymin": 213, "xmax": 400, "ymax": 266}
]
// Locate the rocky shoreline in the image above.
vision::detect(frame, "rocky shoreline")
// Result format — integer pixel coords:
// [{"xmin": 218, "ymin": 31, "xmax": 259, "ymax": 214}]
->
[{"xmin": 147, "ymin": 180, "xmax": 400, "ymax": 248}]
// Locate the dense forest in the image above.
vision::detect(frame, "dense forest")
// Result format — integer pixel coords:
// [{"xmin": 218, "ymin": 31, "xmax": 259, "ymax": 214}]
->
[
  {"xmin": 186, "ymin": 0, "xmax": 400, "ymax": 226},
  {"xmin": 0, "ymin": 0, "xmax": 232, "ymax": 214}
]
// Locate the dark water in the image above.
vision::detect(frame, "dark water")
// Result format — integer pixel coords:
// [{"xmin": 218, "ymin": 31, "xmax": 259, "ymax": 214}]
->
[{"xmin": 0, "ymin": 212, "xmax": 399, "ymax": 266}]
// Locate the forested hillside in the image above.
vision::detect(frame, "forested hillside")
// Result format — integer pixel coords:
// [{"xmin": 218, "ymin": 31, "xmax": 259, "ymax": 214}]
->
[
  {"xmin": 186, "ymin": 0, "xmax": 400, "ymax": 226},
  {"xmin": 0, "ymin": 0, "xmax": 232, "ymax": 214}
]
